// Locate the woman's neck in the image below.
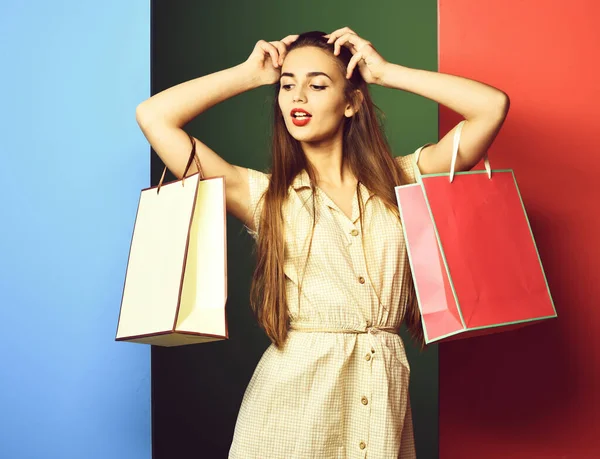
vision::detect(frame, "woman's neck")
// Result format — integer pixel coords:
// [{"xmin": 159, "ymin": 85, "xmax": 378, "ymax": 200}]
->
[{"xmin": 301, "ymin": 131, "xmax": 354, "ymax": 187}]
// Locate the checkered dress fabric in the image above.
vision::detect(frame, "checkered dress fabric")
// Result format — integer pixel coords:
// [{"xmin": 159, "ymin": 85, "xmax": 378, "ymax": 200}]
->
[{"xmin": 229, "ymin": 149, "xmax": 428, "ymax": 459}]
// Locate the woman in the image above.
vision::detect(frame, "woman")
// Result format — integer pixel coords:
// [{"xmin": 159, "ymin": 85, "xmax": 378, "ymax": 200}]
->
[{"xmin": 136, "ymin": 27, "xmax": 509, "ymax": 459}]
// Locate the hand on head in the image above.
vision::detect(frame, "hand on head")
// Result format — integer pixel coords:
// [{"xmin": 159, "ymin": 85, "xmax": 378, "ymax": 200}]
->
[{"xmin": 245, "ymin": 34, "xmax": 299, "ymax": 85}]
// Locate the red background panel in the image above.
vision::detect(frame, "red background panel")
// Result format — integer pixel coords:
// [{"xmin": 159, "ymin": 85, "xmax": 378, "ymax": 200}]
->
[{"xmin": 438, "ymin": 1, "xmax": 600, "ymax": 458}]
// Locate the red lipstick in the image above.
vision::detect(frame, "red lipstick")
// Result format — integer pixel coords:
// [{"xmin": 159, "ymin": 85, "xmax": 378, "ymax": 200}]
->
[{"xmin": 290, "ymin": 108, "xmax": 312, "ymax": 126}]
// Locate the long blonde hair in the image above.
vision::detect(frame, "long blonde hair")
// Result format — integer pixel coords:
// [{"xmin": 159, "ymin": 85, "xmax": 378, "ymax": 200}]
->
[{"xmin": 249, "ymin": 31, "xmax": 423, "ymax": 349}]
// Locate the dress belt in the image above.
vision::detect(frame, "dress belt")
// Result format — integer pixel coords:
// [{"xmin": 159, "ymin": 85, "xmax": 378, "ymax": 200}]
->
[{"xmin": 288, "ymin": 323, "xmax": 400, "ymax": 352}]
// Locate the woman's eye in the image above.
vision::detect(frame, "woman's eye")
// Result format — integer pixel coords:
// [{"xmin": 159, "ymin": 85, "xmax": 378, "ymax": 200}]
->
[{"xmin": 281, "ymin": 84, "xmax": 326, "ymax": 90}]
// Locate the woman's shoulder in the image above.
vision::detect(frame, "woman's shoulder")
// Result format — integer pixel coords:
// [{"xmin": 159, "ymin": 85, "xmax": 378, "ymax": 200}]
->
[
  {"xmin": 395, "ymin": 153, "xmax": 417, "ymax": 184},
  {"xmin": 395, "ymin": 142, "xmax": 435, "ymax": 184},
  {"xmin": 246, "ymin": 167, "xmax": 271, "ymax": 196},
  {"xmin": 395, "ymin": 152, "xmax": 415, "ymax": 169},
  {"xmin": 246, "ymin": 167, "xmax": 271, "ymax": 182}
]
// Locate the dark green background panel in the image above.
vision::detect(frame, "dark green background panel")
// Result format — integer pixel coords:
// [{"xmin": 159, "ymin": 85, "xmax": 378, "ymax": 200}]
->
[{"xmin": 151, "ymin": 1, "xmax": 438, "ymax": 457}]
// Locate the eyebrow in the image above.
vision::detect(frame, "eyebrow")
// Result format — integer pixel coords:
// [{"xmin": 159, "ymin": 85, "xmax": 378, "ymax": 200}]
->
[{"xmin": 280, "ymin": 71, "xmax": 333, "ymax": 81}]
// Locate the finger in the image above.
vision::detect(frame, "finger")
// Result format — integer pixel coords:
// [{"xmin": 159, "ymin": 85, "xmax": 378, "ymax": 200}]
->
[
  {"xmin": 346, "ymin": 51, "xmax": 363, "ymax": 78},
  {"xmin": 327, "ymin": 27, "xmax": 352, "ymax": 41},
  {"xmin": 326, "ymin": 26, "xmax": 356, "ymax": 44},
  {"xmin": 326, "ymin": 29, "xmax": 343, "ymax": 44},
  {"xmin": 334, "ymin": 33, "xmax": 350, "ymax": 56},
  {"xmin": 277, "ymin": 35, "xmax": 300, "ymax": 65},
  {"xmin": 281, "ymin": 34, "xmax": 299, "ymax": 46},
  {"xmin": 326, "ymin": 31, "xmax": 340, "ymax": 44},
  {"xmin": 270, "ymin": 41, "xmax": 286, "ymax": 65},
  {"xmin": 333, "ymin": 33, "xmax": 360, "ymax": 56},
  {"xmin": 259, "ymin": 41, "xmax": 280, "ymax": 68}
]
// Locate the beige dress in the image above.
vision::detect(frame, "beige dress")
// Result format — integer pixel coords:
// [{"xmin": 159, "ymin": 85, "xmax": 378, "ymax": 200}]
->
[{"xmin": 229, "ymin": 151, "xmax": 422, "ymax": 459}]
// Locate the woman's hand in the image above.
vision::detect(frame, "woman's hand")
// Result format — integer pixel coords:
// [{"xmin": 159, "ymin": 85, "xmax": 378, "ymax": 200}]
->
[
  {"xmin": 243, "ymin": 35, "xmax": 299, "ymax": 86},
  {"xmin": 325, "ymin": 27, "xmax": 388, "ymax": 84}
]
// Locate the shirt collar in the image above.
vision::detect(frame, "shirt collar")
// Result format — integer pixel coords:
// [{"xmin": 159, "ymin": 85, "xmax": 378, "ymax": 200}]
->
[
  {"xmin": 291, "ymin": 169, "xmax": 312, "ymax": 191},
  {"xmin": 291, "ymin": 169, "xmax": 375, "ymax": 225},
  {"xmin": 291, "ymin": 169, "xmax": 374, "ymax": 197}
]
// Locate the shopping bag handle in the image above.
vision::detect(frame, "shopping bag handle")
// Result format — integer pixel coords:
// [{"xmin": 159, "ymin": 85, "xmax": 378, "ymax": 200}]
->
[
  {"xmin": 414, "ymin": 120, "xmax": 492, "ymax": 183},
  {"xmin": 156, "ymin": 132, "xmax": 204, "ymax": 194}
]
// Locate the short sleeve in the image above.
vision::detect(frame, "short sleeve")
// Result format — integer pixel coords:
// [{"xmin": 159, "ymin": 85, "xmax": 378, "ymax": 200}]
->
[
  {"xmin": 245, "ymin": 167, "xmax": 270, "ymax": 240},
  {"xmin": 395, "ymin": 153, "xmax": 417, "ymax": 184},
  {"xmin": 395, "ymin": 143, "xmax": 434, "ymax": 185}
]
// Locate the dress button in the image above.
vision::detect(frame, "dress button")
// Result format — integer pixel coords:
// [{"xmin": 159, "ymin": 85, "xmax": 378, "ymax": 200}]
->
[
  {"xmin": 359, "ymin": 441, "xmax": 366, "ymax": 450},
  {"xmin": 358, "ymin": 276, "xmax": 366, "ymax": 284},
  {"xmin": 350, "ymin": 229, "xmax": 359, "ymax": 236},
  {"xmin": 361, "ymin": 396, "xmax": 369, "ymax": 405},
  {"xmin": 365, "ymin": 353, "xmax": 371, "ymax": 361},
  {"xmin": 371, "ymin": 348, "xmax": 375, "ymax": 353}
]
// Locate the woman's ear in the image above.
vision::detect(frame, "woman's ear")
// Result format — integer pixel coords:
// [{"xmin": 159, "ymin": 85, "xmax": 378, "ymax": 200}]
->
[{"xmin": 345, "ymin": 89, "xmax": 365, "ymax": 117}]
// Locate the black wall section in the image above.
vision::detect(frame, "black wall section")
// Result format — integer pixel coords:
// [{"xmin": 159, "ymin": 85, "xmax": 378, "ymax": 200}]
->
[{"xmin": 150, "ymin": 1, "xmax": 439, "ymax": 457}]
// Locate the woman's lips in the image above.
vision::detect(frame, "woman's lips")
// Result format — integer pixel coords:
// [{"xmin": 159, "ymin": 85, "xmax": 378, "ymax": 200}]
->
[
  {"xmin": 292, "ymin": 116, "xmax": 311, "ymax": 126},
  {"xmin": 290, "ymin": 108, "xmax": 312, "ymax": 126}
]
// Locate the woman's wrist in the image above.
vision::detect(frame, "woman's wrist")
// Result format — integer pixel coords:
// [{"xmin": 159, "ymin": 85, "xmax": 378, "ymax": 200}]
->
[{"xmin": 237, "ymin": 61, "xmax": 270, "ymax": 89}]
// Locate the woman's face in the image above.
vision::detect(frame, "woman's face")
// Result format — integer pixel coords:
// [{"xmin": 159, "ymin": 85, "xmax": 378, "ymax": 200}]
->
[{"xmin": 278, "ymin": 46, "xmax": 353, "ymax": 143}]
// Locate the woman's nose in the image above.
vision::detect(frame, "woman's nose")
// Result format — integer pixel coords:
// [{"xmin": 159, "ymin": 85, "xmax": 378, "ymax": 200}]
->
[{"xmin": 292, "ymin": 91, "xmax": 306, "ymax": 103}]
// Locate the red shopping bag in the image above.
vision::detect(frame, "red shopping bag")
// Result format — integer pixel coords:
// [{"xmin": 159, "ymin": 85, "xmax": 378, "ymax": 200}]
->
[{"xmin": 395, "ymin": 121, "xmax": 556, "ymax": 344}]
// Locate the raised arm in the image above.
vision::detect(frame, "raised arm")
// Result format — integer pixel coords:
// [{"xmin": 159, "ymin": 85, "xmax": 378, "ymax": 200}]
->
[
  {"xmin": 378, "ymin": 64, "xmax": 509, "ymax": 174},
  {"xmin": 324, "ymin": 26, "xmax": 510, "ymax": 174},
  {"xmin": 135, "ymin": 34, "xmax": 298, "ymax": 229}
]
